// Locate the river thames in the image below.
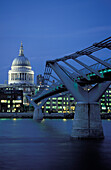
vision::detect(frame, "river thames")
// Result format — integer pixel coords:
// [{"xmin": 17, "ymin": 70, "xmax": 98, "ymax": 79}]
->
[{"xmin": 0, "ymin": 119, "xmax": 111, "ymax": 170}]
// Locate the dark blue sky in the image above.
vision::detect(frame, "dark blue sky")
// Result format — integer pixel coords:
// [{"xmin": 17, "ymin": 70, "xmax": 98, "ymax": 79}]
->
[{"xmin": 0, "ymin": 0, "xmax": 111, "ymax": 84}]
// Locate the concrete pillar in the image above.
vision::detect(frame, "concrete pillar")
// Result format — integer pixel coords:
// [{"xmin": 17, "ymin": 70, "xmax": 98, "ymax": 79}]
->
[
  {"xmin": 33, "ymin": 108, "xmax": 43, "ymax": 120},
  {"xmin": 71, "ymin": 102, "xmax": 104, "ymax": 139}
]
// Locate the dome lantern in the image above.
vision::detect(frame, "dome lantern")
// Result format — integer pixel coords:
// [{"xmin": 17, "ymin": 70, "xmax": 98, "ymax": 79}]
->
[{"xmin": 19, "ymin": 41, "xmax": 24, "ymax": 56}]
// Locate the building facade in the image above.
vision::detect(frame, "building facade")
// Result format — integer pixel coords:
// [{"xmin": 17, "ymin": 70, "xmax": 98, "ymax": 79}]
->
[
  {"xmin": 0, "ymin": 86, "xmax": 23, "ymax": 113},
  {"xmin": 42, "ymin": 93, "xmax": 75, "ymax": 114}
]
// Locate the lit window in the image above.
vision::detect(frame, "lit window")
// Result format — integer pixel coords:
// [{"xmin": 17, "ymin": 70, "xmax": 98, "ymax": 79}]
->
[
  {"xmin": 46, "ymin": 102, "xmax": 50, "ymax": 104},
  {"xmin": 52, "ymin": 102, "xmax": 56, "ymax": 104},
  {"xmin": 108, "ymin": 69, "xmax": 111, "ymax": 72},
  {"xmin": 70, "ymin": 97, "xmax": 74, "ymax": 100},
  {"xmin": 101, "ymin": 99, "xmax": 105, "ymax": 101},
  {"xmin": 1, "ymin": 100, "xmax": 7, "ymax": 103},
  {"xmin": 52, "ymin": 106, "xmax": 56, "ymax": 109},
  {"xmin": 58, "ymin": 97, "xmax": 62, "ymax": 100},
  {"xmin": 52, "ymin": 98, "xmax": 56, "ymax": 100},
  {"xmin": 58, "ymin": 102, "xmax": 62, "ymax": 104},
  {"xmin": 46, "ymin": 106, "xmax": 50, "ymax": 108},
  {"xmin": 13, "ymin": 100, "xmax": 22, "ymax": 103},
  {"xmin": 58, "ymin": 106, "xmax": 62, "ymax": 108},
  {"xmin": 16, "ymin": 104, "xmax": 20, "ymax": 107},
  {"xmin": 102, "ymin": 107, "xmax": 106, "ymax": 109}
]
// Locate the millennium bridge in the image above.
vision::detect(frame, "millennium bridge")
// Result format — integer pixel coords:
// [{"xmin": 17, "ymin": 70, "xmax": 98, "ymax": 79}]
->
[{"xmin": 27, "ymin": 36, "xmax": 111, "ymax": 139}]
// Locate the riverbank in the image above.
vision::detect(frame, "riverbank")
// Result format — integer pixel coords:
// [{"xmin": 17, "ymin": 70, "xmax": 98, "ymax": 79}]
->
[
  {"xmin": 0, "ymin": 112, "xmax": 33, "ymax": 118},
  {"xmin": 0, "ymin": 112, "xmax": 74, "ymax": 119},
  {"xmin": 0, "ymin": 112, "xmax": 111, "ymax": 119}
]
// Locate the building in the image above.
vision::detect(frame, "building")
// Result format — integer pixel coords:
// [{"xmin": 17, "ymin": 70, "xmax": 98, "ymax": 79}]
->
[
  {"xmin": 37, "ymin": 74, "xmax": 44, "ymax": 86},
  {"xmin": 100, "ymin": 87, "xmax": 111, "ymax": 113},
  {"xmin": 8, "ymin": 42, "xmax": 36, "ymax": 105},
  {"xmin": 0, "ymin": 86, "xmax": 23, "ymax": 113},
  {"xmin": 42, "ymin": 93, "xmax": 75, "ymax": 114},
  {"xmin": 8, "ymin": 42, "xmax": 34, "ymax": 85},
  {"xmin": 40, "ymin": 87, "xmax": 111, "ymax": 114}
]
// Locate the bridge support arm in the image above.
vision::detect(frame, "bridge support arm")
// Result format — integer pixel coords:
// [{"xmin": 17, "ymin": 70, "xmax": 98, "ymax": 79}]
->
[
  {"xmin": 26, "ymin": 96, "xmax": 44, "ymax": 120},
  {"xmin": 49, "ymin": 62, "xmax": 88, "ymax": 102},
  {"xmin": 89, "ymin": 81, "xmax": 111, "ymax": 102}
]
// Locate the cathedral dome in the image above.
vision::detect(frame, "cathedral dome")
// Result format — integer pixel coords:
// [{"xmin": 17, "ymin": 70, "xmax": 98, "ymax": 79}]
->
[
  {"xmin": 12, "ymin": 42, "xmax": 31, "ymax": 67},
  {"xmin": 12, "ymin": 56, "xmax": 31, "ymax": 67}
]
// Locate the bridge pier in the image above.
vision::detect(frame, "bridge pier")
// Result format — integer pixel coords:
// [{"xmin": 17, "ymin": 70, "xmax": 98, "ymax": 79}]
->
[
  {"xmin": 33, "ymin": 108, "xmax": 43, "ymax": 120},
  {"xmin": 26, "ymin": 96, "xmax": 44, "ymax": 121},
  {"xmin": 71, "ymin": 102, "xmax": 104, "ymax": 139}
]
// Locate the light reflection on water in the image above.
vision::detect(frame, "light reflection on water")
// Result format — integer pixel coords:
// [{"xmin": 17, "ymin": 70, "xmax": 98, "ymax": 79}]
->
[{"xmin": 0, "ymin": 119, "xmax": 111, "ymax": 170}]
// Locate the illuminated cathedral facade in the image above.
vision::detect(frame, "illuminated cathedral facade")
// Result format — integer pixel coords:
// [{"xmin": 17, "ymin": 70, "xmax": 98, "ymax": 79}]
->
[{"xmin": 8, "ymin": 42, "xmax": 34, "ymax": 85}]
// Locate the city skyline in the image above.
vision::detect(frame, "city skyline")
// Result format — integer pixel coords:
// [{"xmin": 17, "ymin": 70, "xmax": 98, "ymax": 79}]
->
[{"xmin": 0, "ymin": 0, "xmax": 111, "ymax": 84}]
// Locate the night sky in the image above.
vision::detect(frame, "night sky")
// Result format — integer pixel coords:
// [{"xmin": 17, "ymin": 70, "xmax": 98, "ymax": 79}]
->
[{"xmin": 0, "ymin": 0, "xmax": 111, "ymax": 84}]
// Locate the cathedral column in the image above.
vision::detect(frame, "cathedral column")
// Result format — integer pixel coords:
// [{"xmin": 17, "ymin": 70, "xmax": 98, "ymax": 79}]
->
[
  {"xmin": 14, "ymin": 73, "xmax": 15, "ymax": 80},
  {"xmin": 26, "ymin": 73, "xmax": 28, "ymax": 81},
  {"xmin": 24, "ymin": 73, "xmax": 25, "ymax": 80}
]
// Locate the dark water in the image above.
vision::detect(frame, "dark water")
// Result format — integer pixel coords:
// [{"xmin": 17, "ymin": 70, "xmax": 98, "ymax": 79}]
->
[{"xmin": 0, "ymin": 118, "xmax": 111, "ymax": 170}]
